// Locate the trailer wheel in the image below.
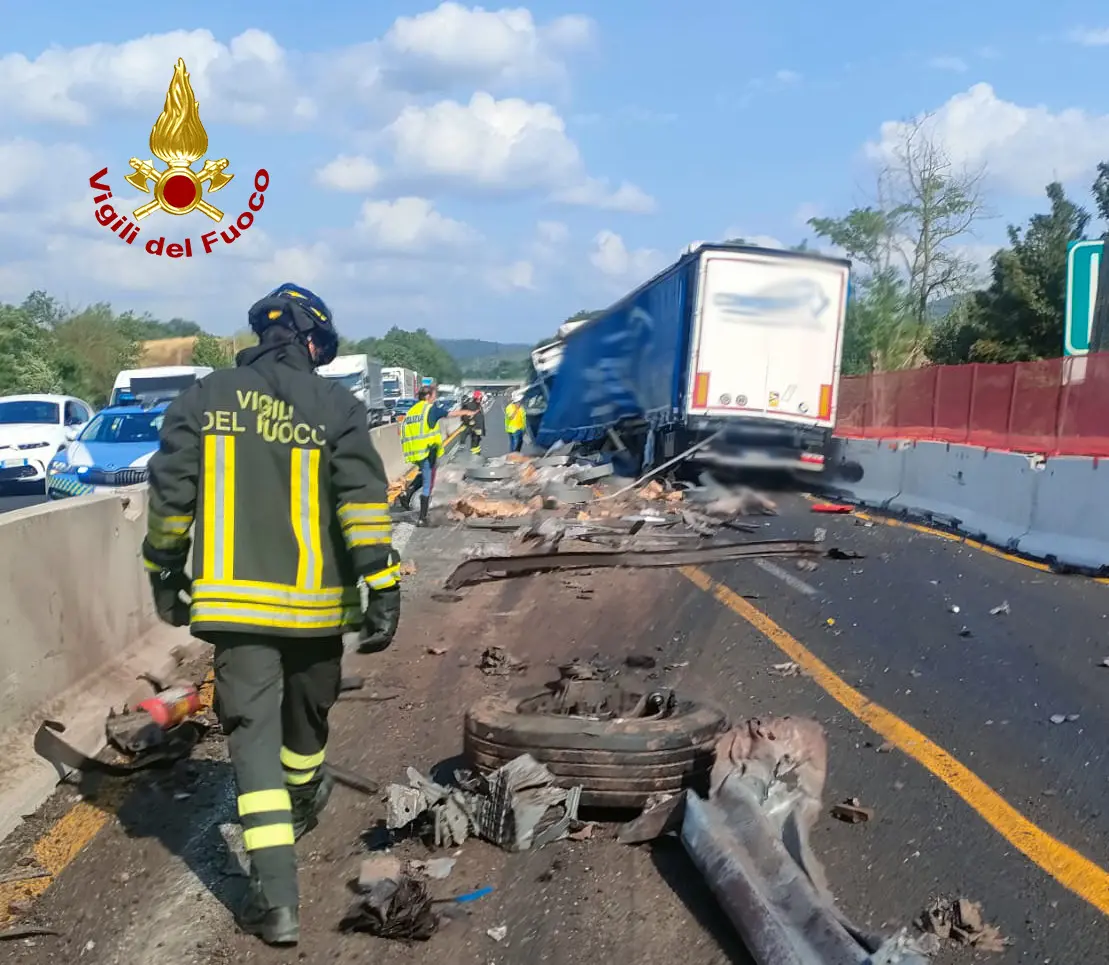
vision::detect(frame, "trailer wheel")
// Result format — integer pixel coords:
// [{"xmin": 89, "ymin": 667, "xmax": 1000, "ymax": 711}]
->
[{"xmin": 463, "ymin": 692, "xmax": 728, "ymax": 808}]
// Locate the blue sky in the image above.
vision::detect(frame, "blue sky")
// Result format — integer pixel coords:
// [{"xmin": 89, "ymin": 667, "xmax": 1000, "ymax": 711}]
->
[{"xmin": 3, "ymin": 2, "xmax": 1108, "ymax": 343}]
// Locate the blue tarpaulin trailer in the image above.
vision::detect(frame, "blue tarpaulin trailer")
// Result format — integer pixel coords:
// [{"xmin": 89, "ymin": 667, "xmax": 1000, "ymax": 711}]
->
[{"xmin": 533, "ymin": 242, "xmax": 851, "ymax": 474}]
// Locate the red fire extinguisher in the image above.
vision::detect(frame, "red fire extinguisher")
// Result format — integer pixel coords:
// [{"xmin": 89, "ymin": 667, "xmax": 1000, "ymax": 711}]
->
[{"xmin": 138, "ymin": 684, "xmax": 201, "ymax": 729}]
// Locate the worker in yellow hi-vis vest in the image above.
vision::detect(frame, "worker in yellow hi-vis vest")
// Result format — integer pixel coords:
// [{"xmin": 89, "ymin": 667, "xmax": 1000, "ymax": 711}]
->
[
  {"xmin": 400, "ymin": 383, "xmax": 467, "ymax": 526},
  {"xmin": 504, "ymin": 391, "xmax": 527, "ymax": 453},
  {"xmin": 142, "ymin": 284, "xmax": 402, "ymax": 948}
]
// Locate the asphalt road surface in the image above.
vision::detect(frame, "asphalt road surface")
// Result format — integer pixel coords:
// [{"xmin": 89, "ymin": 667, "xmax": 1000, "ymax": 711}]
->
[
  {"xmin": 2, "ymin": 408, "xmax": 1107, "ymax": 963},
  {"xmin": 0, "ymin": 487, "xmax": 46, "ymax": 514}
]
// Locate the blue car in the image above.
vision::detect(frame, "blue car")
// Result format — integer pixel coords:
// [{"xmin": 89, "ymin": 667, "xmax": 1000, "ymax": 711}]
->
[{"xmin": 47, "ymin": 403, "xmax": 166, "ymax": 499}]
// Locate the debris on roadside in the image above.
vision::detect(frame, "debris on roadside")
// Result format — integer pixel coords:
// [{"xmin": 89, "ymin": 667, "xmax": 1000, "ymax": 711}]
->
[
  {"xmin": 989, "ymin": 600, "xmax": 1011, "ymax": 616},
  {"xmin": 486, "ymin": 925, "xmax": 508, "ymax": 943},
  {"xmin": 769, "ymin": 661, "xmax": 801, "ymax": 677},
  {"xmin": 382, "ymin": 754, "xmax": 582, "ymax": 852},
  {"xmin": 625, "ymin": 653, "xmax": 657, "ymax": 670},
  {"xmin": 915, "ymin": 896, "xmax": 1009, "ymax": 953},
  {"xmin": 409, "ymin": 857, "xmax": 456, "ymax": 880},
  {"xmin": 811, "ymin": 502, "xmax": 852, "ymax": 514},
  {"xmin": 617, "ymin": 792, "xmax": 685, "ymax": 845},
  {"xmin": 796, "ymin": 559, "xmax": 819, "ymax": 572},
  {"xmin": 340, "ymin": 874, "xmax": 439, "ymax": 941},
  {"xmin": 826, "ymin": 547, "xmax": 864, "ymax": 560},
  {"xmin": 830, "ymin": 797, "xmax": 875, "ymax": 823},
  {"xmin": 449, "ymin": 495, "xmax": 537, "ymax": 520},
  {"xmin": 358, "ymin": 854, "xmax": 403, "ymax": 891},
  {"xmin": 684, "ymin": 716, "xmax": 930, "ymax": 964},
  {"xmin": 1101, "ymin": 657, "xmax": 1109, "ymax": 668},
  {"xmin": 427, "ymin": 646, "xmax": 448, "ymax": 656},
  {"xmin": 1049, "ymin": 713, "xmax": 1079, "ymax": 724},
  {"xmin": 400, "ymin": 560, "xmax": 417, "ymax": 576},
  {"xmin": 480, "ymin": 646, "xmax": 527, "ymax": 676}
]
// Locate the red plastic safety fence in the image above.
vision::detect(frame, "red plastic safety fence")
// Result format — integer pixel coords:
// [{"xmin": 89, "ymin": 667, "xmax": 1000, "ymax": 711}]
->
[{"xmin": 834, "ymin": 354, "xmax": 1109, "ymax": 457}]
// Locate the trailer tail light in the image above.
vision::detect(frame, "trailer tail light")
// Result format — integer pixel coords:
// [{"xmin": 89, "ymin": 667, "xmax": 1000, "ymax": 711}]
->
[
  {"xmin": 818, "ymin": 383, "xmax": 832, "ymax": 420},
  {"xmin": 693, "ymin": 372, "xmax": 710, "ymax": 408},
  {"xmin": 800, "ymin": 451, "xmax": 825, "ymax": 466}
]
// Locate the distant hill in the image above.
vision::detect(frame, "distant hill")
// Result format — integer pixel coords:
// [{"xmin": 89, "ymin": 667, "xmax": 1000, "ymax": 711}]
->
[{"xmin": 436, "ymin": 338, "xmax": 531, "ymax": 362}]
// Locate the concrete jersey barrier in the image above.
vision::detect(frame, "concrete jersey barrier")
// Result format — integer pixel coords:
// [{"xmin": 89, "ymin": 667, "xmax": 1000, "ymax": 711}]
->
[{"xmin": 825, "ymin": 436, "xmax": 1109, "ymax": 572}]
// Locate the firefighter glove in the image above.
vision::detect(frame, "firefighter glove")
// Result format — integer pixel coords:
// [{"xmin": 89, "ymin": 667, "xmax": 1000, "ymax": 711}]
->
[
  {"xmin": 149, "ymin": 568, "xmax": 192, "ymax": 627},
  {"xmin": 358, "ymin": 585, "xmax": 401, "ymax": 653}
]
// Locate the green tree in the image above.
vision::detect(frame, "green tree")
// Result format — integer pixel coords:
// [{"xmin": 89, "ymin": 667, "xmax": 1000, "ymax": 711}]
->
[
  {"xmin": 810, "ymin": 116, "xmax": 984, "ymax": 371},
  {"xmin": 191, "ymin": 332, "xmax": 234, "ymax": 369},
  {"xmin": 931, "ymin": 181, "xmax": 1089, "ymax": 363},
  {"xmin": 0, "ymin": 300, "xmax": 63, "ymax": 395},
  {"xmin": 52, "ymin": 304, "xmax": 140, "ymax": 406}
]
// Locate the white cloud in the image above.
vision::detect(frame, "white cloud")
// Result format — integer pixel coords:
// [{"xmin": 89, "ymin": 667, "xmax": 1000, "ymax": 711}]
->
[
  {"xmin": 866, "ymin": 82, "xmax": 1109, "ymax": 196},
  {"xmin": 316, "ymin": 155, "xmax": 382, "ymax": 193},
  {"xmin": 353, "ymin": 196, "xmax": 478, "ymax": 253},
  {"xmin": 775, "ymin": 69, "xmax": 801, "ymax": 84},
  {"xmin": 385, "ymin": 91, "xmax": 654, "ymax": 209},
  {"xmin": 927, "ymin": 55, "xmax": 967, "ymax": 72},
  {"xmin": 382, "ymin": 2, "xmax": 595, "ymax": 89},
  {"xmin": 486, "ymin": 259, "xmax": 535, "ymax": 292},
  {"xmin": 537, "ymin": 220, "xmax": 569, "ymax": 244},
  {"xmin": 0, "ymin": 29, "xmax": 301, "ymax": 126},
  {"xmin": 552, "ymin": 177, "xmax": 657, "ymax": 213},
  {"xmin": 388, "ymin": 92, "xmax": 579, "ymax": 189},
  {"xmin": 1067, "ymin": 27, "xmax": 1109, "ymax": 46},
  {"xmin": 793, "ymin": 202, "xmax": 823, "ymax": 229},
  {"xmin": 590, "ymin": 230, "xmax": 663, "ymax": 284}
]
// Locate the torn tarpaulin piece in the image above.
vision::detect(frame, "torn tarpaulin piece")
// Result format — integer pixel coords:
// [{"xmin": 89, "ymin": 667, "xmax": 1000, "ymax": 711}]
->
[
  {"xmin": 383, "ymin": 755, "xmax": 581, "ymax": 852},
  {"xmin": 340, "ymin": 875, "xmax": 438, "ymax": 941}
]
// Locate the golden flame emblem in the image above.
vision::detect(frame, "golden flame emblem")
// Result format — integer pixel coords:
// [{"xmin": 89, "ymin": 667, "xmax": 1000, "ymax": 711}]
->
[{"xmin": 125, "ymin": 59, "xmax": 234, "ymax": 222}]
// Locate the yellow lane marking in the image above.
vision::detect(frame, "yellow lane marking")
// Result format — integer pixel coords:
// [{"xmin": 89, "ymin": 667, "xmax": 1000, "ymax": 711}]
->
[
  {"xmin": 680, "ymin": 565, "xmax": 1109, "ymax": 918},
  {"xmin": 0, "ymin": 669, "xmax": 216, "ymax": 925}
]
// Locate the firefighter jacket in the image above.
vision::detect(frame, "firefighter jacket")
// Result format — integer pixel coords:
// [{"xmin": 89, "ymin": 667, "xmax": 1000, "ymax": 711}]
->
[
  {"xmin": 142, "ymin": 341, "xmax": 398, "ymax": 639},
  {"xmin": 504, "ymin": 402, "xmax": 526, "ymax": 433},
  {"xmin": 400, "ymin": 400, "xmax": 443, "ymax": 465}
]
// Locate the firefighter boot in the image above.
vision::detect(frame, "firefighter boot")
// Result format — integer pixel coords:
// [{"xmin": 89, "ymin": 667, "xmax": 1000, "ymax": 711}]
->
[
  {"xmin": 417, "ymin": 495, "xmax": 430, "ymax": 527},
  {"xmin": 239, "ymin": 869, "xmax": 299, "ymax": 946},
  {"xmin": 291, "ymin": 769, "xmax": 334, "ymax": 841}
]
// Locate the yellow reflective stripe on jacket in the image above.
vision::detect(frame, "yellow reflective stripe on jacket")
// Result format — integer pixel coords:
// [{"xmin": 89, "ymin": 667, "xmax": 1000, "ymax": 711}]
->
[
  {"xmin": 290, "ymin": 447, "xmax": 323, "ymax": 589},
  {"xmin": 338, "ymin": 501, "xmax": 392, "ymax": 549},
  {"xmin": 147, "ymin": 512, "xmax": 193, "ymax": 551},
  {"xmin": 243, "ymin": 824, "xmax": 296, "ymax": 850},
  {"xmin": 365, "ymin": 563, "xmax": 400, "ymax": 590},
  {"xmin": 191, "ymin": 600, "xmax": 360, "ymax": 630},
  {"xmin": 202, "ymin": 435, "xmax": 236, "ymax": 581},
  {"xmin": 192, "ymin": 579, "xmax": 360, "ymax": 609}
]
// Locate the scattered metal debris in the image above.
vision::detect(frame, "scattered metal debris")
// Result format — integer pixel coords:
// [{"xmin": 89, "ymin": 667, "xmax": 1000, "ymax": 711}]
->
[
  {"xmin": 989, "ymin": 601, "xmax": 1011, "ymax": 616},
  {"xmin": 383, "ymin": 755, "xmax": 582, "ymax": 852},
  {"xmin": 617, "ymin": 792, "xmax": 685, "ymax": 844},
  {"xmin": 480, "ymin": 646, "xmax": 527, "ymax": 676},
  {"xmin": 915, "ymin": 897, "xmax": 1009, "ymax": 953},
  {"xmin": 444, "ymin": 539, "xmax": 824, "ymax": 590},
  {"xmin": 830, "ymin": 798, "xmax": 874, "ymax": 824},
  {"xmin": 796, "ymin": 559, "xmax": 819, "ymax": 572},
  {"xmin": 486, "ymin": 925, "xmax": 508, "ymax": 943},
  {"xmin": 340, "ymin": 874, "xmax": 438, "ymax": 941},
  {"xmin": 0, "ymin": 925, "xmax": 62, "ymax": 941},
  {"xmin": 410, "ymin": 857, "xmax": 456, "ymax": 880},
  {"xmin": 34, "ymin": 718, "xmax": 206, "ymax": 780},
  {"xmin": 683, "ymin": 716, "xmax": 930, "ymax": 965},
  {"xmin": 769, "ymin": 661, "xmax": 801, "ymax": 677},
  {"xmin": 1049, "ymin": 713, "xmax": 1079, "ymax": 724}
]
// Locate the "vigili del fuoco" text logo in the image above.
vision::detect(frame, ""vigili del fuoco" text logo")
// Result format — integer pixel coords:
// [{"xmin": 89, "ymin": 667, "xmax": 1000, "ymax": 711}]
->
[{"xmin": 88, "ymin": 58, "xmax": 270, "ymax": 258}]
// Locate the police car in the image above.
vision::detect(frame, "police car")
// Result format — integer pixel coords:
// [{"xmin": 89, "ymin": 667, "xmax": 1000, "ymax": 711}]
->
[{"xmin": 47, "ymin": 402, "xmax": 167, "ymax": 499}]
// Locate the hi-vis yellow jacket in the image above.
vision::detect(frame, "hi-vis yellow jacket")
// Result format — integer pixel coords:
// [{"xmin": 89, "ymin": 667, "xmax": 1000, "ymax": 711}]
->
[
  {"xmin": 143, "ymin": 343, "xmax": 398, "ymax": 638},
  {"xmin": 504, "ymin": 402, "xmax": 526, "ymax": 433}
]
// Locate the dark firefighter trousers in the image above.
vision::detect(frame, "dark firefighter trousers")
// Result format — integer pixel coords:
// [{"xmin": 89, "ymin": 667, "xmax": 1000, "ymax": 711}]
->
[
  {"xmin": 211, "ymin": 632, "xmax": 343, "ymax": 909},
  {"xmin": 464, "ymin": 424, "xmax": 483, "ymax": 454}
]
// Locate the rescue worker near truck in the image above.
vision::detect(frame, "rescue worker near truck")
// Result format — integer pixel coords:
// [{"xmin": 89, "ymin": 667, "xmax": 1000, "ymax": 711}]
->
[
  {"xmin": 459, "ymin": 389, "xmax": 485, "ymax": 455},
  {"xmin": 504, "ymin": 391, "xmax": 527, "ymax": 453},
  {"xmin": 399, "ymin": 383, "xmax": 467, "ymax": 526},
  {"xmin": 141, "ymin": 283, "xmax": 402, "ymax": 948}
]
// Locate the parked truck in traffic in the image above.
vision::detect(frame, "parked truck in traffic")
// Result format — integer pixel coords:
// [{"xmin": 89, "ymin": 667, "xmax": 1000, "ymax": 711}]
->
[
  {"xmin": 382, "ymin": 367, "xmax": 418, "ymax": 400},
  {"xmin": 317, "ymin": 355, "xmax": 386, "ymax": 425},
  {"xmin": 530, "ymin": 242, "xmax": 851, "ymax": 474}
]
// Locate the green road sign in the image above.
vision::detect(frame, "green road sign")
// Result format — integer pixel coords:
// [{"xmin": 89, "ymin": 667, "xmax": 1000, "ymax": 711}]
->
[{"xmin": 1065, "ymin": 239, "xmax": 1104, "ymax": 356}]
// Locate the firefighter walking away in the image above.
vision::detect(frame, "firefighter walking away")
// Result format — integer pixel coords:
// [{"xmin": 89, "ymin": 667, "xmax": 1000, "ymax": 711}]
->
[
  {"xmin": 460, "ymin": 389, "xmax": 485, "ymax": 455},
  {"xmin": 142, "ymin": 283, "xmax": 402, "ymax": 947}
]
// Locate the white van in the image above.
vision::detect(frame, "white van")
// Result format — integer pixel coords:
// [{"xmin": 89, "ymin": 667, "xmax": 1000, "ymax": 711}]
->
[{"xmin": 110, "ymin": 366, "xmax": 213, "ymax": 406}]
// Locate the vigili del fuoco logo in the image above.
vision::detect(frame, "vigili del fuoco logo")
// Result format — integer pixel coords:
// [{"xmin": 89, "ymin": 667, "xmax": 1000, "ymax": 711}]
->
[{"xmin": 88, "ymin": 58, "xmax": 270, "ymax": 258}]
